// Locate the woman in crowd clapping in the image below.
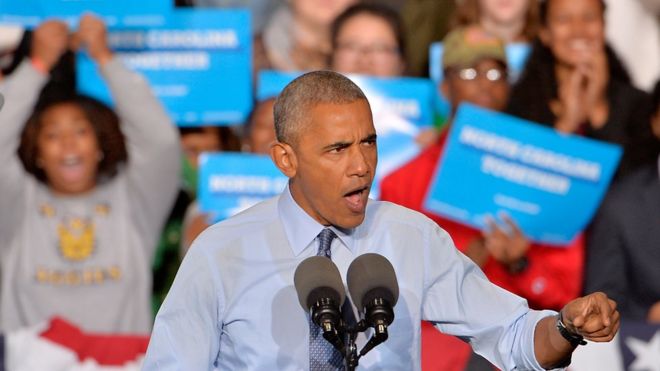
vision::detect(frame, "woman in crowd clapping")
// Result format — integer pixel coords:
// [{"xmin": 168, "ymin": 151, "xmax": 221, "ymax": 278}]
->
[{"xmin": 507, "ymin": 0, "xmax": 659, "ymax": 178}]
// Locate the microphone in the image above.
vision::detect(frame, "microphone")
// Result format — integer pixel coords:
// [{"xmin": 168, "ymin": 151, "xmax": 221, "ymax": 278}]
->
[
  {"xmin": 294, "ymin": 256, "xmax": 346, "ymax": 355},
  {"xmin": 347, "ymin": 253, "xmax": 399, "ymax": 357}
]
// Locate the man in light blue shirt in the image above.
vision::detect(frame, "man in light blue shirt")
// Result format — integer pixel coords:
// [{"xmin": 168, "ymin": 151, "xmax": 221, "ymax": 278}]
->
[{"xmin": 143, "ymin": 71, "xmax": 619, "ymax": 370}]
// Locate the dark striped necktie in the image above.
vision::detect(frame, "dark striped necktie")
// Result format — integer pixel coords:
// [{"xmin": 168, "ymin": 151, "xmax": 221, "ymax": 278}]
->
[{"xmin": 309, "ymin": 228, "xmax": 345, "ymax": 370}]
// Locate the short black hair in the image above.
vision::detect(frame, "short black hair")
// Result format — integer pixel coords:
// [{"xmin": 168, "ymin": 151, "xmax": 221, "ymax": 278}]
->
[{"xmin": 274, "ymin": 70, "xmax": 369, "ymax": 145}]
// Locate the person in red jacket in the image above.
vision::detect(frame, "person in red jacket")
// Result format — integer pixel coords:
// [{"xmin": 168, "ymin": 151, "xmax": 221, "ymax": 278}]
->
[{"xmin": 379, "ymin": 25, "xmax": 583, "ymax": 370}]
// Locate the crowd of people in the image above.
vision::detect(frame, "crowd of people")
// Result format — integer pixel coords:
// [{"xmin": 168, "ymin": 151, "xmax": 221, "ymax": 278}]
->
[{"xmin": 0, "ymin": 0, "xmax": 658, "ymax": 369}]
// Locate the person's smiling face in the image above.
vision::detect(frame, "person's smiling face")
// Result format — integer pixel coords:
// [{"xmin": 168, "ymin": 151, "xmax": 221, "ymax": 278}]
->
[
  {"xmin": 540, "ymin": 0, "xmax": 605, "ymax": 68},
  {"xmin": 36, "ymin": 102, "xmax": 101, "ymax": 195}
]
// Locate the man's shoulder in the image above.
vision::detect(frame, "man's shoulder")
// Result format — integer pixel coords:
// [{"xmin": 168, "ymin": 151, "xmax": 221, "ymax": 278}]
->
[
  {"xmin": 367, "ymin": 199, "xmax": 441, "ymax": 230},
  {"xmin": 194, "ymin": 196, "xmax": 280, "ymax": 248},
  {"xmin": 365, "ymin": 200, "xmax": 457, "ymax": 254}
]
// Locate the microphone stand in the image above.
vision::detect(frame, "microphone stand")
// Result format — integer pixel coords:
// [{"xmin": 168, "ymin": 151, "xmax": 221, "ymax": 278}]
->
[
  {"xmin": 340, "ymin": 318, "xmax": 384, "ymax": 370},
  {"xmin": 338, "ymin": 297, "xmax": 395, "ymax": 370},
  {"xmin": 342, "ymin": 320, "xmax": 365, "ymax": 370}
]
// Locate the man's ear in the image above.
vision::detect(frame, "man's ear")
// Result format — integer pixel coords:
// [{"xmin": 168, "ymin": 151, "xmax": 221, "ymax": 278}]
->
[{"xmin": 270, "ymin": 141, "xmax": 297, "ymax": 178}]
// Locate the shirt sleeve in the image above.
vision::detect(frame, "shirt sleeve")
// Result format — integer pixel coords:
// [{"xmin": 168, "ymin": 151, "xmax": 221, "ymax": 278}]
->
[
  {"xmin": 99, "ymin": 58, "xmax": 181, "ymax": 257},
  {"xmin": 420, "ymin": 224, "xmax": 556, "ymax": 370},
  {"xmin": 142, "ymin": 241, "xmax": 225, "ymax": 370},
  {"xmin": 0, "ymin": 61, "xmax": 48, "ymax": 241}
]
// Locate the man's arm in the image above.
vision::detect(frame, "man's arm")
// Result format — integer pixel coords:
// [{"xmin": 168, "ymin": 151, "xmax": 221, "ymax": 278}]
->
[
  {"xmin": 533, "ymin": 292, "xmax": 619, "ymax": 369},
  {"xmin": 422, "ymin": 224, "xmax": 551, "ymax": 370},
  {"xmin": 142, "ymin": 240, "xmax": 224, "ymax": 370}
]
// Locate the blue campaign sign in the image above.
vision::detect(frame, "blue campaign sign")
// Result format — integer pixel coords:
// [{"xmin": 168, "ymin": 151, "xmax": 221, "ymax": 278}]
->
[
  {"xmin": 428, "ymin": 42, "xmax": 531, "ymax": 119},
  {"xmin": 77, "ymin": 9, "xmax": 252, "ymax": 126},
  {"xmin": 0, "ymin": 0, "xmax": 170, "ymax": 28},
  {"xmin": 257, "ymin": 70, "xmax": 436, "ymax": 197},
  {"xmin": 256, "ymin": 70, "xmax": 298, "ymax": 101},
  {"xmin": 423, "ymin": 103, "xmax": 622, "ymax": 246},
  {"xmin": 198, "ymin": 152, "xmax": 288, "ymax": 222}
]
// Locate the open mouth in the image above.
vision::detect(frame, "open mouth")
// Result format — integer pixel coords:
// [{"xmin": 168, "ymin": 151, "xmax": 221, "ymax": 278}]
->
[
  {"xmin": 343, "ymin": 185, "xmax": 369, "ymax": 213},
  {"xmin": 569, "ymin": 39, "xmax": 590, "ymax": 49},
  {"xmin": 566, "ymin": 39, "xmax": 598, "ymax": 55},
  {"xmin": 58, "ymin": 155, "xmax": 87, "ymax": 181},
  {"xmin": 62, "ymin": 155, "xmax": 82, "ymax": 166}
]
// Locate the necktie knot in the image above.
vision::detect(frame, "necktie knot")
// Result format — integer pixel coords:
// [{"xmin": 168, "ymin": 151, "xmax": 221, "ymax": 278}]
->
[{"xmin": 316, "ymin": 228, "xmax": 337, "ymax": 258}]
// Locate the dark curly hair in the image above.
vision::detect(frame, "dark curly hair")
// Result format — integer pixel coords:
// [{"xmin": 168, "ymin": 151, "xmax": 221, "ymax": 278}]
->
[{"xmin": 18, "ymin": 95, "xmax": 128, "ymax": 184}]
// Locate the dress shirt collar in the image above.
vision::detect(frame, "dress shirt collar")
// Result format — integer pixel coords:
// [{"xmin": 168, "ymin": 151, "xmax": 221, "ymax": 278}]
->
[{"xmin": 278, "ymin": 184, "xmax": 356, "ymax": 256}]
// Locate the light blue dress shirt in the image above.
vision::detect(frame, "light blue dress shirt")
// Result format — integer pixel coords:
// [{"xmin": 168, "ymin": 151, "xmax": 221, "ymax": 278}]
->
[{"xmin": 143, "ymin": 186, "xmax": 555, "ymax": 370}]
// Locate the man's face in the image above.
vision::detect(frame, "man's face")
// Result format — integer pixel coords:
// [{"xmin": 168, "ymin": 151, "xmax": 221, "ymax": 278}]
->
[
  {"xmin": 443, "ymin": 59, "xmax": 510, "ymax": 113},
  {"xmin": 288, "ymin": 100, "xmax": 377, "ymax": 229}
]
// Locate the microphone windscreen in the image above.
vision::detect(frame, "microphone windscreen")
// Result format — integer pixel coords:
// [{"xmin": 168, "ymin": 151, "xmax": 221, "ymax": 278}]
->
[
  {"xmin": 347, "ymin": 253, "xmax": 399, "ymax": 310},
  {"xmin": 294, "ymin": 256, "xmax": 346, "ymax": 310}
]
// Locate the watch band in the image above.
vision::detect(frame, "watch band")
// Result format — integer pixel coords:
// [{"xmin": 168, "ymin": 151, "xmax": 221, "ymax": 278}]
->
[{"xmin": 556, "ymin": 311, "xmax": 587, "ymax": 347}]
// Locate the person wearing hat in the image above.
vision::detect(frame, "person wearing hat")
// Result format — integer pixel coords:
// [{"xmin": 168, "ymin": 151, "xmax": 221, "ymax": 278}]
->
[{"xmin": 380, "ymin": 25, "xmax": 584, "ymax": 368}]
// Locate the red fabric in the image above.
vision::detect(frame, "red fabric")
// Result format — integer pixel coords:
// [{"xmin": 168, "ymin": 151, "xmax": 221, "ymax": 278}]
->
[
  {"xmin": 421, "ymin": 321, "xmax": 471, "ymax": 371},
  {"xmin": 39, "ymin": 317, "xmax": 150, "ymax": 366},
  {"xmin": 380, "ymin": 132, "xmax": 584, "ymax": 369}
]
